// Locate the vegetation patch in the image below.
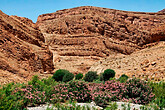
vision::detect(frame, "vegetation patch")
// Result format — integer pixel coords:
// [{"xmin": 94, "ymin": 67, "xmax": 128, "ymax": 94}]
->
[{"xmin": 0, "ymin": 69, "xmax": 164, "ymax": 109}]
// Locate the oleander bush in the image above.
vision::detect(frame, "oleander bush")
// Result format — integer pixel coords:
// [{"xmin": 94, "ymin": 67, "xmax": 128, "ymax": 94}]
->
[
  {"xmin": 75, "ymin": 73, "xmax": 83, "ymax": 80},
  {"xmin": 50, "ymin": 81, "xmax": 92, "ymax": 103},
  {"xmin": 84, "ymin": 71, "xmax": 98, "ymax": 82},
  {"xmin": 88, "ymin": 80, "xmax": 127, "ymax": 107},
  {"xmin": 50, "ymin": 83, "xmax": 68, "ymax": 103},
  {"xmin": 102, "ymin": 69, "xmax": 116, "ymax": 81},
  {"xmin": 52, "ymin": 69, "xmax": 70, "ymax": 81},
  {"xmin": 0, "ymin": 73, "xmax": 164, "ymax": 109},
  {"xmin": 67, "ymin": 81, "xmax": 92, "ymax": 102},
  {"xmin": 124, "ymin": 78, "xmax": 155, "ymax": 104}
]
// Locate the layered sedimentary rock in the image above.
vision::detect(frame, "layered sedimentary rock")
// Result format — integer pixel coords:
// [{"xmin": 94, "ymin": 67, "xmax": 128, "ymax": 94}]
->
[
  {"xmin": 36, "ymin": 6, "xmax": 165, "ymax": 73},
  {"xmin": 0, "ymin": 10, "xmax": 54, "ymax": 84}
]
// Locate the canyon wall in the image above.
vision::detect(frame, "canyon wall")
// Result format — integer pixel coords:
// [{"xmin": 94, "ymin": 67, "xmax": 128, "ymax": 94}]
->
[
  {"xmin": 0, "ymin": 11, "xmax": 54, "ymax": 84},
  {"xmin": 0, "ymin": 6, "xmax": 165, "ymax": 83},
  {"xmin": 36, "ymin": 6, "xmax": 165, "ymax": 73}
]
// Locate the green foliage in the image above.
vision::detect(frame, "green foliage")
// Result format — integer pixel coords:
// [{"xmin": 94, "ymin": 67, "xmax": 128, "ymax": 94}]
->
[
  {"xmin": 84, "ymin": 71, "xmax": 98, "ymax": 82},
  {"xmin": 75, "ymin": 73, "xmax": 83, "ymax": 80},
  {"xmin": 149, "ymin": 81, "xmax": 165, "ymax": 109},
  {"xmin": 102, "ymin": 69, "xmax": 116, "ymax": 81},
  {"xmin": 48, "ymin": 102, "xmax": 98, "ymax": 110},
  {"xmin": 52, "ymin": 69, "xmax": 70, "ymax": 82},
  {"xmin": 118, "ymin": 74, "xmax": 129, "ymax": 83},
  {"xmin": 28, "ymin": 75, "xmax": 45, "ymax": 91},
  {"xmin": 121, "ymin": 103, "xmax": 131, "ymax": 110},
  {"xmin": 0, "ymin": 83, "xmax": 26, "ymax": 110},
  {"xmin": 105, "ymin": 102, "xmax": 118, "ymax": 110},
  {"xmin": 31, "ymin": 75, "xmax": 39, "ymax": 85},
  {"xmin": 140, "ymin": 103, "xmax": 160, "ymax": 110},
  {"xmin": 1, "ymin": 74, "xmax": 164, "ymax": 110},
  {"xmin": 62, "ymin": 72, "xmax": 74, "ymax": 82}
]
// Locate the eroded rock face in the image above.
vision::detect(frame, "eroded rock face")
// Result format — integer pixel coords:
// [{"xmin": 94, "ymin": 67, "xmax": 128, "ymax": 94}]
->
[
  {"xmin": 0, "ymin": 10, "xmax": 54, "ymax": 84},
  {"xmin": 36, "ymin": 6, "xmax": 165, "ymax": 73}
]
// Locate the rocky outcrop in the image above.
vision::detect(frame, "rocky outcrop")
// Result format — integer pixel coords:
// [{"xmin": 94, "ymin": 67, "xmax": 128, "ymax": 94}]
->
[
  {"xmin": 36, "ymin": 6, "xmax": 165, "ymax": 73},
  {"xmin": 158, "ymin": 9, "xmax": 165, "ymax": 13},
  {"xmin": 0, "ymin": 10, "xmax": 54, "ymax": 84},
  {"xmin": 11, "ymin": 15, "xmax": 36, "ymax": 28}
]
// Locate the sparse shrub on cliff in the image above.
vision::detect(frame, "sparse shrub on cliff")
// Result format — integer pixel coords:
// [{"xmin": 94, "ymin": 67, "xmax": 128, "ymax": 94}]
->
[
  {"xmin": 62, "ymin": 72, "xmax": 74, "ymax": 82},
  {"xmin": 75, "ymin": 73, "xmax": 83, "ymax": 80},
  {"xmin": 84, "ymin": 71, "xmax": 98, "ymax": 82},
  {"xmin": 119, "ymin": 74, "xmax": 129, "ymax": 83},
  {"xmin": 52, "ymin": 69, "xmax": 70, "ymax": 81},
  {"xmin": 102, "ymin": 69, "xmax": 116, "ymax": 81}
]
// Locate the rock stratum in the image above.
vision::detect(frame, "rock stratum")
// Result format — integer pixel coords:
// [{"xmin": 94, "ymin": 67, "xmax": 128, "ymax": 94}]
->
[
  {"xmin": 0, "ymin": 6, "xmax": 165, "ymax": 84},
  {"xmin": 0, "ymin": 11, "xmax": 54, "ymax": 84},
  {"xmin": 36, "ymin": 6, "xmax": 165, "ymax": 74}
]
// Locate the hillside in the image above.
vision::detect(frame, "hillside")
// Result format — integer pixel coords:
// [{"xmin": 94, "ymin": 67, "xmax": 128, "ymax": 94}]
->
[
  {"xmin": 89, "ymin": 41, "xmax": 165, "ymax": 81},
  {"xmin": 36, "ymin": 6, "xmax": 165, "ymax": 73},
  {"xmin": 0, "ymin": 6, "xmax": 165, "ymax": 83}
]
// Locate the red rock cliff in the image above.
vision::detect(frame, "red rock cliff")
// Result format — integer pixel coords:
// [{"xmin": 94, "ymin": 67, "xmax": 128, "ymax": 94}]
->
[{"xmin": 0, "ymin": 10, "xmax": 54, "ymax": 84}]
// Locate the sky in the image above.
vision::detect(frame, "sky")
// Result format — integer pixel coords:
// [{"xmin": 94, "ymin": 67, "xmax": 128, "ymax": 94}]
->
[{"xmin": 0, "ymin": 0, "xmax": 165, "ymax": 23}]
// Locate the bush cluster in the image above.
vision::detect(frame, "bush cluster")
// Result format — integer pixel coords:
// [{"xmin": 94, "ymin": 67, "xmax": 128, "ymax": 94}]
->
[
  {"xmin": 1, "ymin": 69, "xmax": 162, "ymax": 109},
  {"xmin": 52, "ymin": 69, "xmax": 74, "ymax": 82},
  {"xmin": 75, "ymin": 73, "xmax": 83, "ymax": 80},
  {"xmin": 62, "ymin": 72, "xmax": 74, "ymax": 82},
  {"xmin": 83, "ymin": 71, "xmax": 98, "ymax": 82}
]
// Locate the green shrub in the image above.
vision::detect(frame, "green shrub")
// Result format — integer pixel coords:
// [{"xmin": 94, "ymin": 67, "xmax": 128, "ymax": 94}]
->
[
  {"xmin": 149, "ymin": 81, "xmax": 165, "ymax": 109},
  {"xmin": 75, "ymin": 73, "xmax": 83, "ymax": 80},
  {"xmin": 118, "ymin": 74, "xmax": 129, "ymax": 83},
  {"xmin": 84, "ymin": 71, "xmax": 98, "ymax": 82},
  {"xmin": 52, "ymin": 69, "xmax": 70, "ymax": 81},
  {"xmin": 0, "ymin": 83, "xmax": 26, "ymax": 109},
  {"xmin": 62, "ymin": 72, "xmax": 74, "ymax": 82},
  {"xmin": 102, "ymin": 69, "xmax": 116, "ymax": 81}
]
